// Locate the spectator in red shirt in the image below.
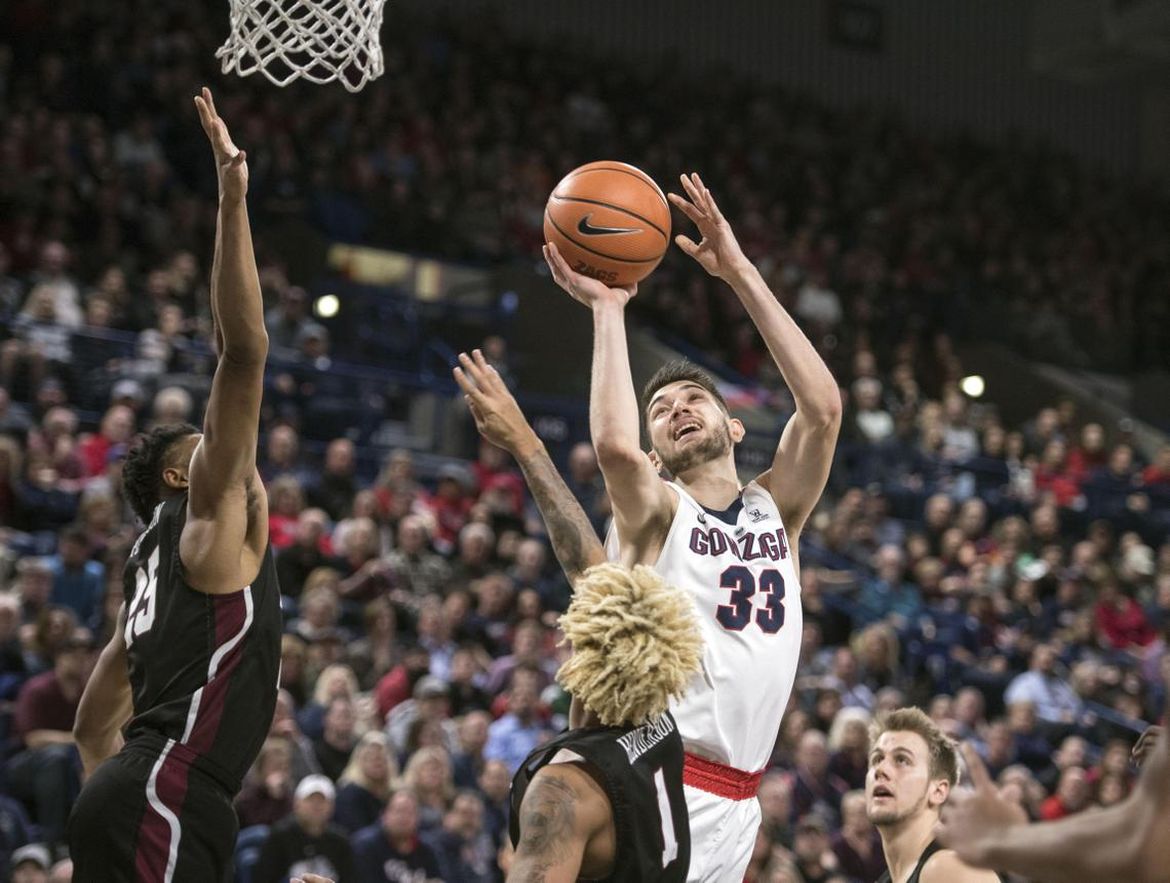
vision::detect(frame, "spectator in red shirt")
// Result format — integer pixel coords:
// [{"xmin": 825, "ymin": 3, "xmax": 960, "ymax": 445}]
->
[
  {"xmin": 469, "ymin": 440, "xmax": 524, "ymax": 516},
  {"xmin": 1141, "ymin": 445, "xmax": 1170, "ymax": 488},
  {"xmin": 75, "ymin": 405, "xmax": 134, "ymax": 478},
  {"xmin": 1065, "ymin": 423, "xmax": 1108, "ymax": 485},
  {"xmin": 424, "ymin": 465, "xmax": 474, "ymax": 555},
  {"xmin": 1040, "ymin": 766, "xmax": 1092, "ymax": 820},
  {"xmin": 267, "ymin": 475, "xmax": 306, "ymax": 550},
  {"xmin": 1033, "ymin": 439, "xmax": 1081, "ymax": 508},
  {"xmin": 1094, "ymin": 575, "xmax": 1156, "ymax": 650},
  {"xmin": 375, "ymin": 643, "xmax": 432, "ymax": 723},
  {"xmin": 4, "ymin": 629, "xmax": 91, "ymax": 847}
]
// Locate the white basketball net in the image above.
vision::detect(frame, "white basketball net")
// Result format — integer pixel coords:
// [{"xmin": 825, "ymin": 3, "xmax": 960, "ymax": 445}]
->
[{"xmin": 217, "ymin": 0, "xmax": 386, "ymax": 92}]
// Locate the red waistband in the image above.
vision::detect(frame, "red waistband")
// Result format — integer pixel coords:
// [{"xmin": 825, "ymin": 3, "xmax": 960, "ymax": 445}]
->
[{"xmin": 682, "ymin": 752, "xmax": 765, "ymax": 801}]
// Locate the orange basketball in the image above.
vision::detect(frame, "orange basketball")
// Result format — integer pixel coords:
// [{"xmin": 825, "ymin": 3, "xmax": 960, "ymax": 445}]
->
[{"xmin": 544, "ymin": 161, "xmax": 672, "ymax": 287}]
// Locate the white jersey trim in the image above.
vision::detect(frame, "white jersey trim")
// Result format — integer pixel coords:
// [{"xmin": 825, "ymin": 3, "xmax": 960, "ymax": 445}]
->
[
  {"xmin": 145, "ymin": 738, "xmax": 182, "ymax": 883},
  {"xmin": 180, "ymin": 586, "xmax": 255, "ymax": 745}
]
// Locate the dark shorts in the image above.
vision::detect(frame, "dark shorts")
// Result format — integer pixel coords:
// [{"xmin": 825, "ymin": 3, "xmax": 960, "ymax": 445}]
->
[{"xmin": 67, "ymin": 742, "xmax": 238, "ymax": 883}]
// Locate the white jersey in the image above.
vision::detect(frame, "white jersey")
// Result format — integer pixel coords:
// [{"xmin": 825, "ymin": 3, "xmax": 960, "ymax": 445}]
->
[{"xmin": 607, "ymin": 479, "xmax": 803, "ymax": 772}]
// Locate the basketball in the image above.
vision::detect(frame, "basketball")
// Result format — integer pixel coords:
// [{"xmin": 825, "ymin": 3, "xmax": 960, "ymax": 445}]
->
[{"xmin": 544, "ymin": 161, "xmax": 672, "ymax": 287}]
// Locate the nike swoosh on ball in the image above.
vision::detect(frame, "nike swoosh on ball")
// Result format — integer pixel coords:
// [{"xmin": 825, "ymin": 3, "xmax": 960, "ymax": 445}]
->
[{"xmin": 577, "ymin": 214, "xmax": 641, "ymax": 235}]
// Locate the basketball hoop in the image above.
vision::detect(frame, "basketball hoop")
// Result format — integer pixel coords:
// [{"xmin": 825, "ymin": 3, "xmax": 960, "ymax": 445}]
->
[{"xmin": 217, "ymin": 0, "xmax": 386, "ymax": 92}]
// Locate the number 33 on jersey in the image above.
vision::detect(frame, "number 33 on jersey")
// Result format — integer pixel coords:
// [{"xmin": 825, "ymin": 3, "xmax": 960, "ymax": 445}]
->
[{"xmin": 607, "ymin": 479, "xmax": 804, "ymax": 773}]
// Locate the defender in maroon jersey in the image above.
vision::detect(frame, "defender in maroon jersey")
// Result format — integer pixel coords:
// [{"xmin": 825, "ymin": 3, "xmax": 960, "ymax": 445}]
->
[{"xmin": 67, "ymin": 88, "xmax": 281, "ymax": 883}]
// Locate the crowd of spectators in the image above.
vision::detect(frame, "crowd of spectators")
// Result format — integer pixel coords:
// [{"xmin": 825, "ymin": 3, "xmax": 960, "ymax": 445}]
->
[
  {"xmin": 3, "ymin": 2, "xmax": 1170, "ymax": 882},
  {"xmin": 4, "ymin": 2, "xmax": 1170, "ymax": 379}
]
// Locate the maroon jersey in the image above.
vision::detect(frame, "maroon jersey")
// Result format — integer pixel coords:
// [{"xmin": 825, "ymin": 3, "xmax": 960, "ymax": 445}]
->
[{"xmin": 122, "ymin": 492, "xmax": 282, "ymax": 794}]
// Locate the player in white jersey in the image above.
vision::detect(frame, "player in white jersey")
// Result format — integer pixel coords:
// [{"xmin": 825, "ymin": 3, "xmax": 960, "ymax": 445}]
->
[{"xmin": 544, "ymin": 172, "xmax": 841, "ymax": 881}]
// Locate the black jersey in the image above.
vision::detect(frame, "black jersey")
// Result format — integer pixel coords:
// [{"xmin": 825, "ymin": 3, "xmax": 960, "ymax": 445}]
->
[
  {"xmin": 121, "ymin": 492, "xmax": 282, "ymax": 794},
  {"xmin": 876, "ymin": 839, "xmax": 1008, "ymax": 883},
  {"xmin": 510, "ymin": 712, "xmax": 690, "ymax": 883}
]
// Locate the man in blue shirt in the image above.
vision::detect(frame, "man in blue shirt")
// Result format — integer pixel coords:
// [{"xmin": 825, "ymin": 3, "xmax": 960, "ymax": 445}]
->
[
  {"xmin": 855, "ymin": 545, "xmax": 922, "ymax": 630},
  {"xmin": 483, "ymin": 666, "xmax": 548, "ymax": 774},
  {"xmin": 47, "ymin": 527, "xmax": 104, "ymax": 633}
]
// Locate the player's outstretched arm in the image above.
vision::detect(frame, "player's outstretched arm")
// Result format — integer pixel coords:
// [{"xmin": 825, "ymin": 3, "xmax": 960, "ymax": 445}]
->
[
  {"xmin": 672, "ymin": 174, "xmax": 841, "ymax": 539},
  {"xmin": 454, "ymin": 350, "xmax": 604, "ymax": 585},
  {"xmin": 74, "ymin": 606, "xmax": 133, "ymax": 780},
  {"xmin": 183, "ymin": 88, "xmax": 268, "ymax": 591},
  {"xmin": 543, "ymin": 244, "xmax": 673, "ymax": 562},
  {"xmin": 509, "ymin": 764, "xmax": 609, "ymax": 883},
  {"xmin": 938, "ymin": 735, "xmax": 1169, "ymax": 882}
]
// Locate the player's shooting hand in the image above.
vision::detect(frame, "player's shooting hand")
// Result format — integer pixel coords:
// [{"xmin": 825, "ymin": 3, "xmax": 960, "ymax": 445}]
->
[
  {"xmin": 194, "ymin": 87, "xmax": 248, "ymax": 202},
  {"xmin": 543, "ymin": 242, "xmax": 637, "ymax": 310},
  {"xmin": 669, "ymin": 173, "xmax": 750, "ymax": 281},
  {"xmin": 936, "ymin": 743, "xmax": 1027, "ymax": 868},
  {"xmin": 453, "ymin": 349, "xmax": 540, "ymax": 457},
  {"xmin": 1133, "ymin": 725, "xmax": 1163, "ymax": 768}
]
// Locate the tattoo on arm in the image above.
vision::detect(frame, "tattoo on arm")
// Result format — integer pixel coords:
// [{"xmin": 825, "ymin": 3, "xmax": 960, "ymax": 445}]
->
[
  {"xmin": 518, "ymin": 449, "xmax": 604, "ymax": 585},
  {"xmin": 514, "ymin": 774, "xmax": 579, "ymax": 881}
]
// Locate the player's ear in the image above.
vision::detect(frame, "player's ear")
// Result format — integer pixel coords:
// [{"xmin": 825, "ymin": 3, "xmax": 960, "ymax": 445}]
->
[
  {"xmin": 928, "ymin": 777, "xmax": 950, "ymax": 811},
  {"xmin": 729, "ymin": 417, "xmax": 746, "ymax": 444},
  {"xmin": 162, "ymin": 465, "xmax": 190, "ymax": 490},
  {"xmin": 647, "ymin": 449, "xmax": 670, "ymax": 478}
]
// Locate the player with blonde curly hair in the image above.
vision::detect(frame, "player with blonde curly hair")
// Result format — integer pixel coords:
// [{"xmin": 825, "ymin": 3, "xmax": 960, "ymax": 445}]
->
[
  {"xmin": 509, "ymin": 563, "xmax": 703, "ymax": 882},
  {"xmin": 454, "ymin": 349, "xmax": 704, "ymax": 881}
]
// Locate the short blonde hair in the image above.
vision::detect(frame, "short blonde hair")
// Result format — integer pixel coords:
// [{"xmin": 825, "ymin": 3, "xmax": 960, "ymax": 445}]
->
[
  {"xmin": 339, "ymin": 730, "xmax": 398, "ymax": 797},
  {"xmin": 869, "ymin": 707, "xmax": 959, "ymax": 787},
  {"xmin": 556, "ymin": 563, "xmax": 703, "ymax": 727}
]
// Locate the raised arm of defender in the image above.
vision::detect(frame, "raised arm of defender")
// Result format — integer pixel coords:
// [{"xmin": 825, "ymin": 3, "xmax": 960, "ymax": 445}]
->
[
  {"xmin": 938, "ymin": 702, "xmax": 1170, "ymax": 882},
  {"xmin": 670, "ymin": 174, "xmax": 841, "ymax": 540},
  {"xmin": 453, "ymin": 349, "xmax": 604, "ymax": 584},
  {"xmin": 543, "ymin": 245, "xmax": 674, "ymax": 564},
  {"xmin": 183, "ymin": 88, "xmax": 269, "ymax": 592}
]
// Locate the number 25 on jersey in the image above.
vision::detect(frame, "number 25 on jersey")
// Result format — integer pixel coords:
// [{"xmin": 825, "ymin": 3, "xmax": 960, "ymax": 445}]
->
[{"xmin": 124, "ymin": 547, "xmax": 160, "ymax": 647}]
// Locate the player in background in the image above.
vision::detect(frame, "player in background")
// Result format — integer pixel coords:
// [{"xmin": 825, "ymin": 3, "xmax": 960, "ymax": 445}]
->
[
  {"xmin": 68, "ymin": 89, "xmax": 282, "ymax": 882},
  {"xmin": 867, "ymin": 708, "xmax": 1003, "ymax": 883},
  {"xmin": 455, "ymin": 350, "xmax": 700, "ymax": 881},
  {"xmin": 507, "ymin": 564, "xmax": 700, "ymax": 882},
  {"xmin": 543, "ymin": 172, "xmax": 841, "ymax": 881},
  {"xmin": 937, "ymin": 670, "xmax": 1170, "ymax": 882}
]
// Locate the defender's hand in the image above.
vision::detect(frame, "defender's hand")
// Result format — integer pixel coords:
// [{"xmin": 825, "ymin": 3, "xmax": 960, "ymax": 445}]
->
[
  {"xmin": 453, "ymin": 349, "xmax": 540, "ymax": 457},
  {"xmin": 937, "ymin": 743, "xmax": 1028, "ymax": 868},
  {"xmin": 194, "ymin": 87, "xmax": 247, "ymax": 201},
  {"xmin": 543, "ymin": 242, "xmax": 637, "ymax": 310},
  {"xmin": 669, "ymin": 172, "xmax": 749, "ymax": 281}
]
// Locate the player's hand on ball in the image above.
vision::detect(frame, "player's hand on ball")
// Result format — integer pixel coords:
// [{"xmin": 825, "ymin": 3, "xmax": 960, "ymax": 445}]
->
[
  {"xmin": 936, "ymin": 743, "xmax": 1027, "ymax": 868},
  {"xmin": 453, "ymin": 349, "xmax": 539, "ymax": 457},
  {"xmin": 194, "ymin": 87, "xmax": 248, "ymax": 202},
  {"xmin": 669, "ymin": 173, "xmax": 749, "ymax": 281},
  {"xmin": 543, "ymin": 242, "xmax": 637, "ymax": 309}
]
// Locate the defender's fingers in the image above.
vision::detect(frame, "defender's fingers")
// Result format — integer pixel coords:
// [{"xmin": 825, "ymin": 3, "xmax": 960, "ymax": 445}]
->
[
  {"xmin": 453, "ymin": 365, "xmax": 477, "ymax": 395},
  {"xmin": 961, "ymin": 743, "xmax": 993, "ymax": 790}
]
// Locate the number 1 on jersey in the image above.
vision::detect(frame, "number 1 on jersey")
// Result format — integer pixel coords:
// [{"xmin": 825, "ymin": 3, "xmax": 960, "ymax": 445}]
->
[{"xmin": 653, "ymin": 768, "xmax": 679, "ymax": 868}]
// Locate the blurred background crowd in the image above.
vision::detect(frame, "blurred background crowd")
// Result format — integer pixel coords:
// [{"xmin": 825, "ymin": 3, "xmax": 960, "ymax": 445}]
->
[{"xmin": 1, "ymin": 1, "xmax": 1170, "ymax": 881}]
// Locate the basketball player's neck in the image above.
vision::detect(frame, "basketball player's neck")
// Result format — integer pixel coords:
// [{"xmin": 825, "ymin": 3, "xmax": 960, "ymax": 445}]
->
[
  {"xmin": 878, "ymin": 809, "xmax": 938, "ymax": 883},
  {"xmin": 674, "ymin": 459, "xmax": 741, "ymax": 510}
]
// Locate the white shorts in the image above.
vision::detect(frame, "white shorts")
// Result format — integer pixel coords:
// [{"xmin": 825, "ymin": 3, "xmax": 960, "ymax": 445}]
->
[{"xmin": 683, "ymin": 783, "xmax": 761, "ymax": 883}]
